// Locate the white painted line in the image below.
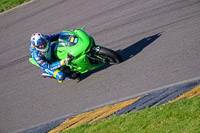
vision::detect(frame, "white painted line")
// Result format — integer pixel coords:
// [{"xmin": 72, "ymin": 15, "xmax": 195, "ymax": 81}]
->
[
  {"xmin": 14, "ymin": 76, "xmax": 200, "ymax": 133},
  {"xmin": 0, "ymin": 0, "xmax": 35, "ymax": 16}
]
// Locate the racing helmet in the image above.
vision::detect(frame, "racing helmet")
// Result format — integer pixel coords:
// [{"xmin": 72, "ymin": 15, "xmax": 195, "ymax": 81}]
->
[{"xmin": 31, "ymin": 33, "xmax": 49, "ymax": 52}]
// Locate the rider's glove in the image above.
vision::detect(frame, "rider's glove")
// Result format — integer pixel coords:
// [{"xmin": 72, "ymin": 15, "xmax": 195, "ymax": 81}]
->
[
  {"xmin": 60, "ymin": 57, "xmax": 71, "ymax": 66},
  {"xmin": 60, "ymin": 53, "xmax": 74, "ymax": 66}
]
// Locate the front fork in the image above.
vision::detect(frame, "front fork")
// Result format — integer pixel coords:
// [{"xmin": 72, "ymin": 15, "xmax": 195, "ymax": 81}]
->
[
  {"xmin": 87, "ymin": 45, "xmax": 106, "ymax": 63},
  {"xmin": 94, "ymin": 45, "xmax": 101, "ymax": 53}
]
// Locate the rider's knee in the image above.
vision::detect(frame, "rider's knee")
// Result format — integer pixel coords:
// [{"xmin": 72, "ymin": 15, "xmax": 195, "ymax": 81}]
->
[{"xmin": 57, "ymin": 72, "xmax": 65, "ymax": 80}]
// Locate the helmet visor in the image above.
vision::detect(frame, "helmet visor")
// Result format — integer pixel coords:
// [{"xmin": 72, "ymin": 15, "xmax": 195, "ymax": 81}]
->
[{"xmin": 36, "ymin": 41, "xmax": 47, "ymax": 49}]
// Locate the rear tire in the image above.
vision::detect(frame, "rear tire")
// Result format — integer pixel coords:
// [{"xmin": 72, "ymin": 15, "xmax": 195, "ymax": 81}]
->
[{"xmin": 97, "ymin": 47, "xmax": 122, "ymax": 64}]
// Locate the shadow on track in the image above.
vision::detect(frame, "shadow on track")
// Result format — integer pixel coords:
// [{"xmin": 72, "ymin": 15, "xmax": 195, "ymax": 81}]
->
[
  {"xmin": 77, "ymin": 33, "xmax": 162, "ymax": 82},
  {"xmin": 117, "ymin": 32, "xmax": 162, "ymax": 62}
]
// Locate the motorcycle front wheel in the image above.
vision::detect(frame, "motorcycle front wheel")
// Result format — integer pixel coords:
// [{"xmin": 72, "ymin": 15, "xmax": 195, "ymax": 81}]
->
[{"xmin": 97, "ymin": 47, "xmax": 122, "ymax": 64}]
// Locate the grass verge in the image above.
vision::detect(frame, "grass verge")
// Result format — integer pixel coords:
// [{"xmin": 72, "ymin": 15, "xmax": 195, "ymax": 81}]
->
[
  {"xmin": 0, "ymin": 0, "xmax": 30, "ymax": 13},
  {"xmin": 63, "ymin": 96, "xmax": 200, "ymax": 133}
]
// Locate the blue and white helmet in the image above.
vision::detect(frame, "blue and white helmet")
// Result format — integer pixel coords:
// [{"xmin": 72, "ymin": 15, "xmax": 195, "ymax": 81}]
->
[{"xmin": 31, "ymin": 33, "xmax": 49, "ymax": 52}]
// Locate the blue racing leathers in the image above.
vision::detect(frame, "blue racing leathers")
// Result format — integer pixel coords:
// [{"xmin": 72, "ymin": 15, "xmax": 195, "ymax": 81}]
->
[{"xmin": 29, "ymin": 33, "xmax": 67, "ymax": 80}]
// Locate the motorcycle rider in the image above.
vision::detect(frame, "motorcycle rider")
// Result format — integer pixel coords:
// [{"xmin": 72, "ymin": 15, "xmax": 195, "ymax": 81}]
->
[{"xmin": 29, "ymin": 33, "xmax": 71, "ymax": 83}]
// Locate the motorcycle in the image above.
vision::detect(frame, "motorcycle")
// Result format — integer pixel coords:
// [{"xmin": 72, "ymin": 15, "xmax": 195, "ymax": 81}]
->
[{"xmin": 29, "ymin": 27, "xmax": 122, "ymax": 79}]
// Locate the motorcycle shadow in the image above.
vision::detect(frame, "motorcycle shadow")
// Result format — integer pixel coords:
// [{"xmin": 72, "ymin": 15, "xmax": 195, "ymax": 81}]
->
[
  {"xmin": 77, "ymin": 33, "xmax": 162, "ymax": 82},
  {"xmin": 117, "ymin": 32, "xmax": 162, "ymax": 62}
]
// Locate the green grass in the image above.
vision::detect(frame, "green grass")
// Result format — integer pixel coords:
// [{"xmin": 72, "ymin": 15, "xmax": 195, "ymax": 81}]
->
[
  {"xmin": 0, "ymin": 0, "xmax": 30, "ymax": 13},
  {"xmin": 63, "ymin": 96, "xmax": 200, "ymax": 133}
]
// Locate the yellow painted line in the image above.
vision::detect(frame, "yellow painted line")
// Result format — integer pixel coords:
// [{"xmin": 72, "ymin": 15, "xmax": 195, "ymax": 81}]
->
[
  {"xmin": 48, "ymin": 97, "xmax": 141, "ymax": 133},
  {"xmin": 170, "ymin": 84, "xmax": 200, "ymax": 103}
]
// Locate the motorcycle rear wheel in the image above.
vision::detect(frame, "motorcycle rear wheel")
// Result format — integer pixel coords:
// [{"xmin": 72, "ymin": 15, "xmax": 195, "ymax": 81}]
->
[{"xmin": 97, "ymin": 47, "xmax": 122, "ymax": 64}]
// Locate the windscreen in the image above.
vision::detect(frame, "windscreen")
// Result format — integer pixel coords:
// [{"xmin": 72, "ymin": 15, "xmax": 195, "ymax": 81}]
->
[{"xmin": 58, "ymin": 33, "xmax": 78, "ymax": 47}]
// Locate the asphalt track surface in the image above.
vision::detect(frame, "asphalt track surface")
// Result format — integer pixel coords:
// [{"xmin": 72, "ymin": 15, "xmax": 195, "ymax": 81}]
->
[{"xmin": 0, "ymin": 0, "xmax": 200, "ymax": 132}]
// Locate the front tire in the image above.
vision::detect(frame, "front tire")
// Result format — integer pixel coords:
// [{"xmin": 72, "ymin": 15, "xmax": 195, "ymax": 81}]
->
[
  {"xmin": 70, "ymin": 71, "xmax": 80, "ymax": 79},
  {"xmin": 97, "ymin": 47, "xmax": 122, "ymax": 64},
  {"xmin": 60, "ymin": 66, "xmax": 80, "ymax": 79}
]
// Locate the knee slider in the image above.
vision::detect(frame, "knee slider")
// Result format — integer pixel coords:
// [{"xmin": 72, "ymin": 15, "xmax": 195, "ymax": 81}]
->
[
  {"xmin": 53, "ymin": 70, "xmax": 64, "ymax": 80},
  {"xmin": 59, "ymin": 74, "xmax": 63, "ymax": 80},
  {"xmin": 57, "ymin": 72, "xmax": 64, "ymax": 80}
]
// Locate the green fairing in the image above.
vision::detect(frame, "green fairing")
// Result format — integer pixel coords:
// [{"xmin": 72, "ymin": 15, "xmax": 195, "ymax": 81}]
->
[
  {"xmin": 29, "ymin": 28, "xmax": 104, "ymax": 74},
  {"xmin": 29, "ymin": 57, "xmax": 39, "ymax": 67},
  {"xmin": 54, "ymin": 29, "xmax": 90, "ymax": 59},
  {"xmin": 54, "ymin": 29, "xmax": 103, "ymax": 73}
]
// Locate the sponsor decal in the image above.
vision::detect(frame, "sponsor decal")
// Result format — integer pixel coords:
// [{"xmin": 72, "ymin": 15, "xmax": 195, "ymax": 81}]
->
[
  {"xmin": 70, "ymin": 37, "xmax": 74, "ymax": 42},
  {"xmin": 40, "ymin": 62, "xmax": 46, "ymax": 66},
  {"xmin": 51, "ymin": 65, "xmax": 60, "ymax": 70},
  {"xmin": 74, "ymin": 38, "xmax": 78, "ymax": 43}
]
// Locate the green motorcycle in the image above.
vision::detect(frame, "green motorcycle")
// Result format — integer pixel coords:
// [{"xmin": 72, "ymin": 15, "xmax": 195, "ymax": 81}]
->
[{"xmin": 29, "ymin": 27, "xmax": 122, "ymax": 79}]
